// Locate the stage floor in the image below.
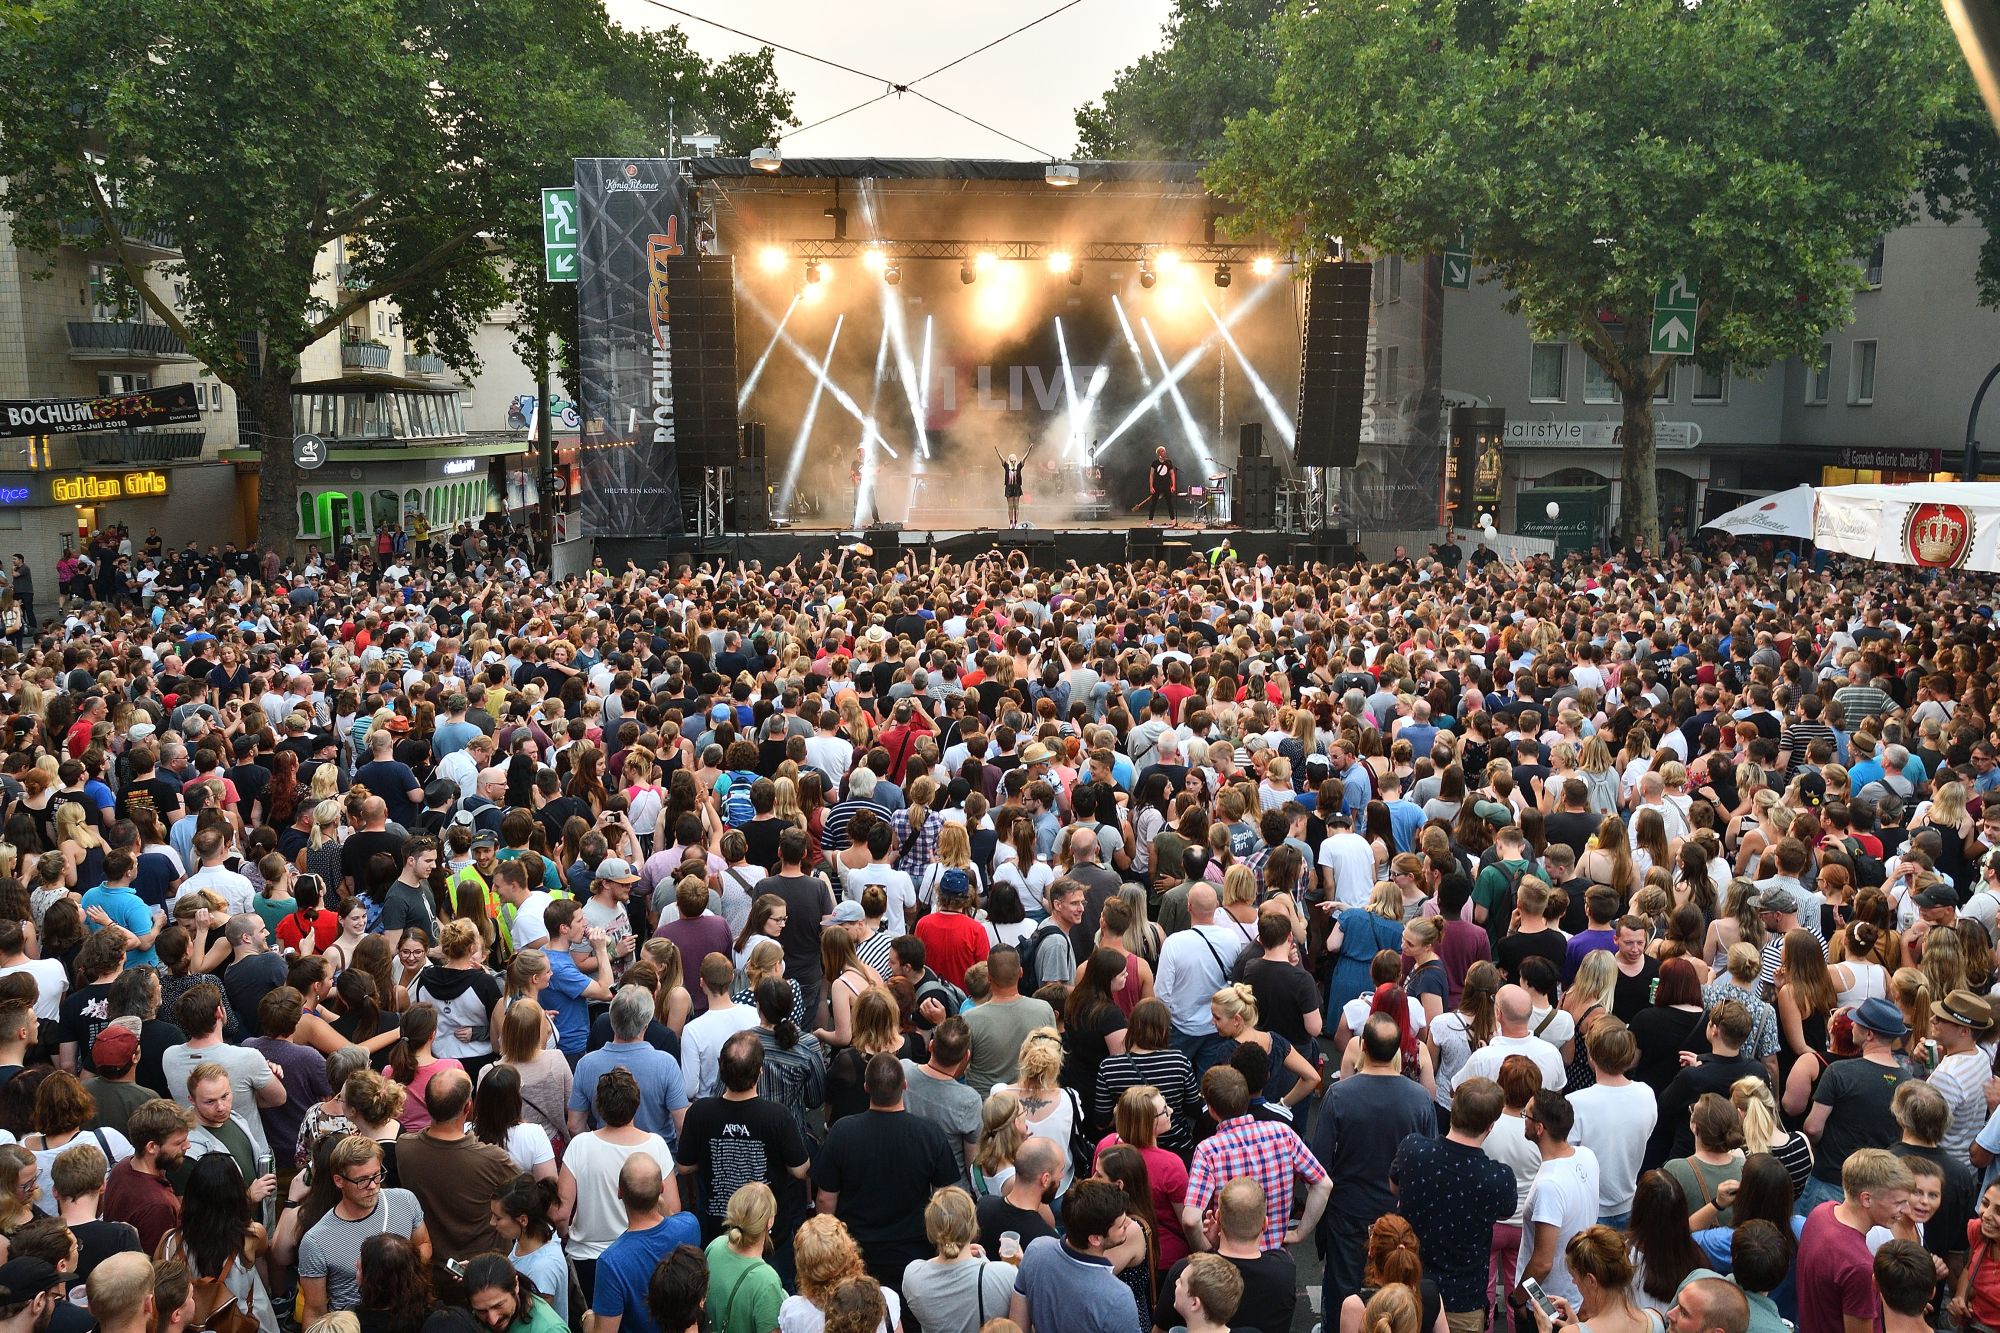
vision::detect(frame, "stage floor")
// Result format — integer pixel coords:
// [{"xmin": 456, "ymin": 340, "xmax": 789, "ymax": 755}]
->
[{"xmin": 596, "ymin": 522, "xmax": 1354, "ymax": 569}]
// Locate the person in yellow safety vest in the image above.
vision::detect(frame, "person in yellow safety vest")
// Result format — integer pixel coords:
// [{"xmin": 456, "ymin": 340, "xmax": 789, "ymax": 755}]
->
[
  {"xmin": 491, "ymin": 851, "xmax": 573, "ymax": 958},
  {"xmin": 445, "ymin": 828, "xmax": 505, "ymax": 950}
]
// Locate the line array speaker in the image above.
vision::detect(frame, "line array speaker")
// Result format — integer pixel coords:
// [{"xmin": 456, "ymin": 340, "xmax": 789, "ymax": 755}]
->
[
  {"xmin": 1295, "ymin": 260, "xmax": 1371, "ymax": 469},
  {"xmin": 1234, "ymin": 455, "xmax": 1280, "ymax": 528},
  {"xmin": 1238, "ymin": 422, "xmax": 1264, "ymax": 459},
  {"xmin": 666, "ymin": 256, "xmax": 741, "ymax": 472},
  {"xmin": 730, "ymin": 456, "xmax": 767, "ymax": 531},
  {"xmin": 740, "ymin": 420, "xmax": 766, "ymax": 466}
]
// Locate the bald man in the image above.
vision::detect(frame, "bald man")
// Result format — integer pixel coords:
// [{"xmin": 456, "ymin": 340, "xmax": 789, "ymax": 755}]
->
[
  {"xmin": 86, "ymin": 1253, "xmax": 155, "ymax": 1333},
  {"xmin": 1669, "ymin": 1275, "xmax": 1752, "ymax": 1333},
  {"xmin": 1156, "ymin": 883, "xmax": 1252, "ymax": 1075},
  {"xmin": 1065, "ymin": 825, "xmax": 1125, "ymax": 959},
  {"xmin": 1452, "ymin": 984, "xmax": 1567, "ymax": 1090},
  {"xmin": 392, "ymin": 1067, "xmax": 518, "ymax": 1289},
  {"xmin": 591, "ymin": 1153, "xmax": 701, "ymax": 1333}
]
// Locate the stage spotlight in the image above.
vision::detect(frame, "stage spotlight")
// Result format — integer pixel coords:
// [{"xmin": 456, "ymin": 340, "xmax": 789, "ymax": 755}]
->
[
  {"xmin": 1213, "ymin": 264, "xmax": 1232, "ymax": 288},
  {"xmin": 757, "ymin": 246, "xmax": 788, "ymax": 275},
  {"xmin": 883, "ymin": 264, "xmax": 902, "ymax": 286},
  {"xmin": 1067, "ymin": 265, "xmax": 1083, "ymax": 287},
  {"xmin": 975, "ymin": 250, "xmax": 998, "ymax": 273},
  {"xmin": 1138, "ymin": 260, "xmax": 1156, "ymax": 290},
  {"xmin": 960, "ymin": 259, "xmax": 977, "ymax": 285},
  {"xmin": 1048, "ymin": 250, "xmax": 1073, "ymax": 274},
  {"xmin": 861, "ymin": 248, "xmax": 887, "ymax": 274},
  {"xmin": 805, "ymin": 261, "xmax": 822, "ymax": 284},
  {"xmin": 1045, "ymin": 163, "xmax": 1080, "ymax": 187},
  {"xmin": 750, "ymin": 144, "xmax": 782, "ymax": 172},
  {"xmin": 1251, "ymin": 255, "xmax": 1276, "ymax": 277},
  {"xmin": 800, "ymin": 282, "xmax": 824, "ymax": 305},
  {"xmin": 1154, "ymin": 250, "xmax": 1181, "ymax": 273}
]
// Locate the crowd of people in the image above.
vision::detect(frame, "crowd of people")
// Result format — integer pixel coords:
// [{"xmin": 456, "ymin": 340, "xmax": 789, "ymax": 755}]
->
[{"xmin": 0, "ymin": 527, "xmax": 1996, "ymax": 1333}]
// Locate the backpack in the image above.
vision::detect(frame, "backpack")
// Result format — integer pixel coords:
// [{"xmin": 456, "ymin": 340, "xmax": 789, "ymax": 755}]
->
[
  {"xmin": 1841, "ymin": 836, "xmax": 1887, "ymax": 889},
  {"xmin": 1481, "ymin": 860, "xmax": 1534, "ymax": 951},
  {"xmin": 719, "ymin": 772, "xmax": 756, "ymax": 828},
  {"xmin": 1016, "ymin": 920, "xmax": 1072, "ymax": 995},
  {"xmin": 914, "ymin": 968, "xmax": 968, "ymax": 1023}
]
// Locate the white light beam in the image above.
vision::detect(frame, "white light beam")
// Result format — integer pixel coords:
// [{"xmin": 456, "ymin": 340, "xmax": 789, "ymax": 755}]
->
[
  {"xmin": 1201, "ymin": 296, "xmax": 1297, "ymax": 447},
  {"xmin": 1140, "ymin": 317, "xmax": 1214, "ymax": 472},
  {"xmin": 736, "ymin": 295, "xmax": 798, "ymax": 408},
  {"xmin": 777, "ymin": 315, "xmax": 844, "ymax": 509}
]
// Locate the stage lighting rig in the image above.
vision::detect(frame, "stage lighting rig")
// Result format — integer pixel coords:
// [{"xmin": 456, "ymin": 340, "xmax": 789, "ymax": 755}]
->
[
  {"xmin": 1154, "ymin": 250, "xmax": 1181, "ymax": 273},
  {"xmin": 1067, "ymin": 265, "xmax": 1083, "ymax": 287},
  {"xmin": 1048, "ymin": 250, "xmax": 1073, "ymax": 274},
  {"xmin": 750, "ymin": 145, "xmax": 782, "ymax": 172},
  {"xmin": 861, "ymin": 248, "xmax": 888, "ymax": 274},
  {"xmin": 1045, "ymin": 163, "xmax": 1080, "ymax": 187},
  {"xmin": 1251, "ymin": 255, "xmax": 1277, "ymax": 278},
  {"xmin": 1138, "ymin": 259, "xmax": 1156, "ymax": 290},
  {"xmin": 805, "ymin": 261, "xmax": 823, "ymax": 284},
  {"xmin": 757, "ymin": 246, "xmax": 788, "ymax": 275},
  {"xmin": 884, "ymin": 264, "xmax": 902, "ymax": 285},
  {"xmin": 975, "ymin": 251, "xmax": 998, "ymax": 273},
  {"xmin": 1213, "ymin": 264, "xmax": 1232, "ymax": 288},
  {"xmin": 960, "ymin": 259, "xmax": 977, "ymax": 284}
]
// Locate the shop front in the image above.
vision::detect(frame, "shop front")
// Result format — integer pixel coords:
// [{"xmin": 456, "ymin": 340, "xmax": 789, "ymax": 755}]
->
[{"xmin": 1498, "ymin": 419, "xmax": 1709, "ymax": 540}]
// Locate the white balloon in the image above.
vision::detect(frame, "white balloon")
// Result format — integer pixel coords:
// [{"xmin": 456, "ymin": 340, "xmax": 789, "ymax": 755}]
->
[
  {"xmin": 1479, "ymin": 512, "xmax": 1495, "ymax": 530},
  {"xmin": 1545, "ymin": 501, "xmax": 1561, "ymax": 520}
]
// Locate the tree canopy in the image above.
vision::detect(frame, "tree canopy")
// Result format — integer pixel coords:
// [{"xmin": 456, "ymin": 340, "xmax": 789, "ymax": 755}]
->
[
  {"xmin": 0, "ymin": 0, "xmax": 790, "ymax": 547},
  {"xmin": 1073, "ymin": 0, "xmax": 1283, "ymax": 160},
  {"xmin": 1197, "ymin": 0, "xmax": 1961, "ymax": 550}
]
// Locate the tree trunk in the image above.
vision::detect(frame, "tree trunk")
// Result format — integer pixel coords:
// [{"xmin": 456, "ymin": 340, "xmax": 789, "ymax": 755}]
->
[
  {"xmin": 1619, "ymin": 381, "xmax": 1660, "ymax": 554},
  {"xmin": 250, "ymin": 371, "xmax": 302, "ymax": 562}
]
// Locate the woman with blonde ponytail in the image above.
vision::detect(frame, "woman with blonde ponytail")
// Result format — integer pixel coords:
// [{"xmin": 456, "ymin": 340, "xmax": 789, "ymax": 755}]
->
[
  {"xmin": 1359, "ymin": 1283, "xmax": 1422, "ymax": 1333},
  {"xmin": 1730, "ymin": 1076, "xmax": 1814, "ymax": 1198},
  {"xmin": 703, "ymin": 1182, "xmax": 785, "ymax": 1333},
  {"xmin": 900, "ymin": 1186, "xmax": 1021, "ymax": 1333}
]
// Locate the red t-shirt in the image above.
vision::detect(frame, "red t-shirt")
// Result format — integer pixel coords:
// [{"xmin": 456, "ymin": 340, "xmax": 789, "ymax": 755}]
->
[
  {"xmin": 276, "ymin": 907, "xmax": 339, "ymax": 954},
  {"xmin": 913, "ymin": 910, "xmax": 989, "ymax": 988},
  {"xmin": 1796, "ymin": 1201, "xmax": 1878, "ymax": 1333}
]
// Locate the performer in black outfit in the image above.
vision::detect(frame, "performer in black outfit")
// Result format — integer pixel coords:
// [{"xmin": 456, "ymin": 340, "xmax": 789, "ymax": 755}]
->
[
  {"xmin": 1146, "ymin": 446, "xmax": 1178, "ymax": 523},
  {"xmin": 996, "ymin": 445, "xmax": 1033, "ymax": 527}
]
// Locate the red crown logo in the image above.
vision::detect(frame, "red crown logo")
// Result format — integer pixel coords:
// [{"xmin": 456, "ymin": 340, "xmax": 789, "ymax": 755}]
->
[{"xmin": 1905, "ymin": 501, "xmax": 1972, "ymax": 568}]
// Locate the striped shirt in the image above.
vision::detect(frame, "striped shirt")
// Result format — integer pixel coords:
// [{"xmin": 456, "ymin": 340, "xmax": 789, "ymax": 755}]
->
[
  {"xmin": 1835, "ymin": 684, "xmax": 1896, "ymax": 726},
  {"xmin": 299, "ymin": 1188, "xmax": 426, "ymax": 1311},
  {"xmin": 1094, "ymin": 1048, "xmax": 1199, "ymax": 1154}
]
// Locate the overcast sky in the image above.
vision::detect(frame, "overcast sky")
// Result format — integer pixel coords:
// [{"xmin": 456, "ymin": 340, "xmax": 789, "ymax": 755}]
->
[{"xmin": 604, "ymin": 0, "xmax": 1178, "ymax": 160}]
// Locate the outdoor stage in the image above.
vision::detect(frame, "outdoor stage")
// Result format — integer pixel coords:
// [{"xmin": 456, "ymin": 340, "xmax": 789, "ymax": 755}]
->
[{"xmin": 596, "ymin": 519, "xmax": 1360, "ymax": 570}]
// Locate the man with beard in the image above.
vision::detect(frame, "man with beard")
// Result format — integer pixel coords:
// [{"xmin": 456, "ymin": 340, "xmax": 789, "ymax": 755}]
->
[
  {"xmin": 100, "ymin": 1098, "xmax": 192, "ymax": 1254},
  {"xmin": 0, "ymin": 1259, "xmax": 68, "ymax": 1333}
]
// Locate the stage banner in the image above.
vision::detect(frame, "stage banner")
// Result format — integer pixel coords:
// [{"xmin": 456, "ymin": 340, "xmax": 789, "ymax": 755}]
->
[
  {"xmin": 0, "ymin": 383, "xmax": 198, "ymax": 438},
  {"xmin": 572, "ymin": 158, "xmax": 689, "ymax": 538},
  {"xmin": 1814, "ymin": 482, "xmax": 2000, "ymax": 571}
]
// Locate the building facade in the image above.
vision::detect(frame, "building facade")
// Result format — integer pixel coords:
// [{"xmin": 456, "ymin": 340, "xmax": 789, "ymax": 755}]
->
[{"xmin": 1440, "ymin": 208, "xmax": 2000, "ymax": 545}]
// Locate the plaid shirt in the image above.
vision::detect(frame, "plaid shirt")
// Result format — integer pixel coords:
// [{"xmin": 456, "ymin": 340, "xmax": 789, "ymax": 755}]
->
[
  {"xmin": 1186, "ymin": 1114, "xmax": 1328, "ymax": 1249},
  {"xmin": 893, "ymin": 807, "xmax": 942, "ymax": 879}
]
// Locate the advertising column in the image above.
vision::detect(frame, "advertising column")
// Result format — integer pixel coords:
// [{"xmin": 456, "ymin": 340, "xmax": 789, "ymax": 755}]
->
[{"xmin": 572, "ymin": 158, "xmax": 689, "ymax": 538}]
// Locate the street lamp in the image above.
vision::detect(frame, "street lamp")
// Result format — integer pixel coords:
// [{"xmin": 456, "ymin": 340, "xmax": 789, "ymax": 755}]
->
[{"xmin": 1965, "ymin": 360, "xmax": 2000, "ymax": 479}]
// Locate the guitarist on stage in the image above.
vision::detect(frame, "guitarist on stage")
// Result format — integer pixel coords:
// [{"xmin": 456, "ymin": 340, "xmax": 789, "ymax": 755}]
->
[
  {"xmin": 996, "ymin": 444, "xmax": 1034, "ymax": 528},
  {"xmin": 1146, "ymin": 446, "xmax": 1179, "ymax": 524}
]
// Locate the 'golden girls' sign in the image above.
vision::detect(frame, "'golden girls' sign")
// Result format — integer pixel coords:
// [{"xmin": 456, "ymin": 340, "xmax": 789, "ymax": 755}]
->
[{"xmin": 48, "ymin": 471, "xmax": 169, "ymax": 504}]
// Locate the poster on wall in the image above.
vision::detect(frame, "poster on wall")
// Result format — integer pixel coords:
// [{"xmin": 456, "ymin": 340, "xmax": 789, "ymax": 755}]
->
[
  {"xmin": 571, "ymin": 158, "xmax": 688, "ymax": 538},
  {"xmin": 0, "ymin": 383, "xmax": 199, "ymax": 438}
]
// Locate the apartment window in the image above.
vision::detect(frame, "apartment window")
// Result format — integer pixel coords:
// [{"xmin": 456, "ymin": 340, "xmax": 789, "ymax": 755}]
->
[
  {"xmin": 1654, "ymin": 366, "xmax": 1675, "ymax": 404},
  {"xmin": 97, "ymin": 373, "xmax": 149, "ymax": 395},
  {"xmin": 1377, "ymin": 256, "xmax": 1402, "ymax": 304},
  {"xmin": 1863, "ymin": 237, "xmax": 1884, "ymax": 289},
  {"xmin": 1693, "ymin": 366, "xmax": 1728, "ymax": 403},
  {"xmin": 1377, "ymin": 345, "xmax": 1400, "ymax": 402},
  {"xmin": 1850, "ymin": 341, "xmax": 1878, "ymax": 405},
  {"xmin": 1583, "ymin": 359, "xmax": 1618, "ymax": 405},
  {"xmin": 1530, "ymin": 343, "xmax": 1567, "ymax": 402},
  {"xmin": 208, "ymin": 382, "xmax": 224, "ymax": 413},
  {"xmin": 1808, "ymin": 343, "xmax": 1832, "ymax": 404}
]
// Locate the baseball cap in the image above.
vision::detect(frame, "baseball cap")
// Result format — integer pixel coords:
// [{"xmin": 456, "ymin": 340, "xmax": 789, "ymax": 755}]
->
[
  {"xmin": 825, "ymin": 900, "xmax": 865, "ymax": 924},
  {"xmin": 91, "ymin": 1020, "xmax": 139, "ymax": 1072},
  {"xmin": 1914, "ymin": 882, "xmax": 1959, "ymax": 910},
  {"xmin": 470, "ymin": 830, "xmax": 499, "ymax": 850},
  {"xmin": 0, "ymin": 1260, "xmax": 72, "ymax": 1302},
  {"xmin": 594, "ymin": 857, "xmax": 640, "ymax": 884}
]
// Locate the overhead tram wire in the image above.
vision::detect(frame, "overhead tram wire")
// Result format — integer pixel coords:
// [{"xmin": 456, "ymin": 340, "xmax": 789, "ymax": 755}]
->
[{"xmin": 634, "ymin": 0, "xmax": 1079, "ymax": 159}]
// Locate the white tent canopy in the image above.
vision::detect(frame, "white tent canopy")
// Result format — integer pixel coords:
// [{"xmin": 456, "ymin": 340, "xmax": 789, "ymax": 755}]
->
[
  {"xmin": 1813, "ymin": 481, "xmax": 2000, "ymax": 572},
  {"xmin": 1701, "ymin": 484, "xmax": 1816, "ymax": 539}
]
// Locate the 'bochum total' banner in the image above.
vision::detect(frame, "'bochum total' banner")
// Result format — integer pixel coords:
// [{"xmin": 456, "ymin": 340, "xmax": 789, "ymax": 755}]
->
[{"xmin": 572, "ymin": 158, "xmax": 688, "ymax": 538}]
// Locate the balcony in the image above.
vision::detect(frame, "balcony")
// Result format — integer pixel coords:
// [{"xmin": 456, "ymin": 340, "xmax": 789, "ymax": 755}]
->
[
  {"xmin": 335, "ymin": 262, "xmax": 369, "ymax": 293},
  {"xmin": 406, "ymin": 353, "xmax": 446, "ymax": 377},
  {"xmin": 65, "ymin": 320, "xmax": 193, "ymax": 362},
  {"xmin": 341, "ymin": 342, "xmax": 390, "ymax": 370},
  {"xmin": 76, "ymin": 430, "xmax": 207, "ymax": 464},
  {"xmin": 61, "ymin": 217, "xmax": 179, "ymax": 257}
]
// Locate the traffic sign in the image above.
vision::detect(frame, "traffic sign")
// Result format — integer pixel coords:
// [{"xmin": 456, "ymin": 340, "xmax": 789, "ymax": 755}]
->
[
  {"xmin": 1444, "ymin": 232, "xmax": 1472, "ymax": 290},
  {"xmin": 542, "ymin": 187, "xmax": 578, "ymax": 283},
  {"xmin": 292, "ymin": 433, "xmax": 327, "ymax": 471},
  {"xmin": 1650, "ymin": 273, "xmax": 1699, "ymax": 355}
]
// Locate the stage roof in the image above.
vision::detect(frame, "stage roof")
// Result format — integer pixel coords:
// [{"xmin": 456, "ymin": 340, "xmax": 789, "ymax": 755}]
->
[{"xmin": 689, "ymin": 157, "xmax": 1250, "ymax": 252}]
